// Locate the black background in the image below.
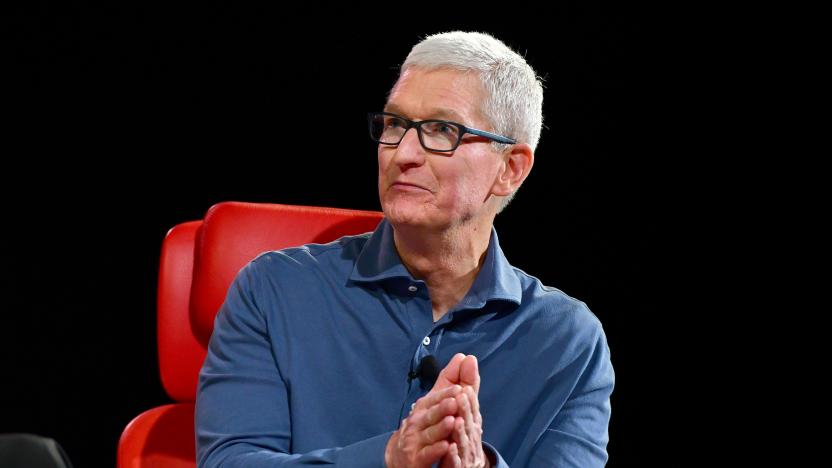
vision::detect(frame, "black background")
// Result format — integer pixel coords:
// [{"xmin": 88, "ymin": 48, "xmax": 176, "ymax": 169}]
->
[{"xmin": 2, "ymin": 4, "xmax": 671, "ymax": 467}]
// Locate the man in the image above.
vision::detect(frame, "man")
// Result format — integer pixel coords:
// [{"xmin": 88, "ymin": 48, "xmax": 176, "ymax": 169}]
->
[{"xmin": 196, "ymin": 31, "xmax": 614, "ymax": 467}]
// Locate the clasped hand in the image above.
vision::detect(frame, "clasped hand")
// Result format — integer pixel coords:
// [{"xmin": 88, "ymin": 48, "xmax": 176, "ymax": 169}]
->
[{"xmin": 385, "ymin": 353, "xmax": 490, "ymax": 468}]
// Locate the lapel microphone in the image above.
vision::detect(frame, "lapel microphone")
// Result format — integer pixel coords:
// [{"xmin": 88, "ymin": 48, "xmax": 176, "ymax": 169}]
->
[{"xmin": 408, "ymin": 355, "xmax": 439, "ymax": 386}]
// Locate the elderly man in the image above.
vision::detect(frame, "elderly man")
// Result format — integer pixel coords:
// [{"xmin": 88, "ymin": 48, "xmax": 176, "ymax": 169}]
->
[{"xmin": 196, "ymin": 31, "xmax": 614, "ymax": 467}]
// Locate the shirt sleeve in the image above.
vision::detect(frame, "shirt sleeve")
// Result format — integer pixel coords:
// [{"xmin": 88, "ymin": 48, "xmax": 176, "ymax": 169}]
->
[
  {"xmin": 527, "ymin": 322, "xmax": 615, "ymax": 467},
  {"xmin": 195, "ymin": 259, "xmax": 393, "ymax": 467},
  {"xmin": 483, "ymin": 441, "xmax": 509, "ymax": 468}
]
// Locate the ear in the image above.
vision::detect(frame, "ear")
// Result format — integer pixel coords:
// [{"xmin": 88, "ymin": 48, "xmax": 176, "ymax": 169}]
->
[{"xmin": 491, "ymin": 143, "xmax": 534, "ymax": 197}]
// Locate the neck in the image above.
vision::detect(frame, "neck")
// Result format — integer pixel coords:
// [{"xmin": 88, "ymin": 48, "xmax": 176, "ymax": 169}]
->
[{"xmin": 392, "ymin": 219, "xmax": 493, "ymax": 322}]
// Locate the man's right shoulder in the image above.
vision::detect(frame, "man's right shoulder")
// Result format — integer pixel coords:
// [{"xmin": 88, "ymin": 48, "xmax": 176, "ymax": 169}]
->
[{"xmin": 245, "ymin": 231, "xmax": 373, "ymax": 277}]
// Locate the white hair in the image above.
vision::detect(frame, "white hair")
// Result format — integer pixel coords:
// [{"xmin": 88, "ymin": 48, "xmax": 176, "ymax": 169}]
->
[{"xmin": 399, "ymin": 31, "xmax": 544, "ymax": 213}]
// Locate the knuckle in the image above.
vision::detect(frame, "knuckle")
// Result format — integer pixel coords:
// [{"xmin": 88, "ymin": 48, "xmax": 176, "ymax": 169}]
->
[
  {"xmin": 422, "ymin": 426, "xmax": 433, "ymax": 444},
  {"xmin": 423, "ymin": 408, "xmax": 433, "ymax": 424}
]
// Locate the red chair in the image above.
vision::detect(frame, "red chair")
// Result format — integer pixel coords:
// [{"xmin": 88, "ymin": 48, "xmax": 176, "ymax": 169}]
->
[{"xmin": 117, "ymin": 201, "xmax": 384, "ymax": 468}]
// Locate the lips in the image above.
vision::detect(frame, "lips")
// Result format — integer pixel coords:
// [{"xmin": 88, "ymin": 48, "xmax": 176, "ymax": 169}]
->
[{"xmin": 392, "ymin": 181, "xmax": 428, "ymax": 191}]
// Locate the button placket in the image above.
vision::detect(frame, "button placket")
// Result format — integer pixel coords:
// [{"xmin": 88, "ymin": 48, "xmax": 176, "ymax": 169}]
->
[{"xmin": 399, "ymin": 286, "xmax": 438, "ymax": 422}]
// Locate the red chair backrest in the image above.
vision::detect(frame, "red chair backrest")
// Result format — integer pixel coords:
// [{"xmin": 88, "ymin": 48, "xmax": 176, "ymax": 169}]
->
[{"xmin": 157, "ymin": 201, "xmax": 384, "ymax": 402}]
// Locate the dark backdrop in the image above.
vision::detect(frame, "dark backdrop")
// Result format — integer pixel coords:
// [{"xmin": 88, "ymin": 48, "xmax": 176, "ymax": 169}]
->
[{"xmin": 2, "ymin": 4, "xmax": 668, "ymax": 467}]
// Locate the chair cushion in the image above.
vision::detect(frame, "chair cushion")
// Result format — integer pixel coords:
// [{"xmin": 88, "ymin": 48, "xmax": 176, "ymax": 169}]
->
[
  {"xmin": 189, "ymin": 202, "xmax": 383, "ymax": 349},
  {"xmin": 157, "ymin": 220, "xmax": 204, "ymax": 402},
  {"xmin": 117, "ymin": 403, "xmax": 195, "ymax": 468}
]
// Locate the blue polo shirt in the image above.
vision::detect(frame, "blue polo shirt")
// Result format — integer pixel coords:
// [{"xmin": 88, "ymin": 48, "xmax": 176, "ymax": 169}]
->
[{"xmin": 196, "ymin": 218, "xmax": 614, "ymax": 467}]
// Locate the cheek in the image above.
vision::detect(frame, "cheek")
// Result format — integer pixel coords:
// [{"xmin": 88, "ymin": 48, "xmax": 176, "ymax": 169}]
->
[
  {"xmin": 440, "ymin": 176, "xmax": 474, "ymax": 204},
  {"xmin": 377, "ymin": 151, "xmax": 397, "ymax": 199},
  {"xmin": 377, "ymin": 151, "xmax": 386, "ymax": 184},
  {"xmin": 377, "ymin": 149, "xmax": 393, "ymax": 174},
  {"xmin": 447, "ymin": 173, "xmax": 492, "ymax": 207}
]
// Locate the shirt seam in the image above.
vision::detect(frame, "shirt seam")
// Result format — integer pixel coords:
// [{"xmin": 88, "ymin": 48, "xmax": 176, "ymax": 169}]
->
[{"xmin": 263, "ymin": 233, "xmax": 371, "ymax": 262}]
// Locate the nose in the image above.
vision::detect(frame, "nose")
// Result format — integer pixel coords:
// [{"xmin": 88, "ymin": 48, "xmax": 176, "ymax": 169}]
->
[{"xmin": 390, "ymin": 126, "xmax": 426, "ymax": 169}]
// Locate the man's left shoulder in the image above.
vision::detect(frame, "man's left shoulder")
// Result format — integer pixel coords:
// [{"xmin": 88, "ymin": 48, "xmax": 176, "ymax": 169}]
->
[{"xmin": 512, "ymin": 268, "xmax": 606, "ymax": 341}]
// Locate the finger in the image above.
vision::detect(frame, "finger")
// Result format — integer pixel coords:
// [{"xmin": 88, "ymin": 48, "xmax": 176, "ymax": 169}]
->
[
  {"xmin": 460, "ymin": 391, "xmax": 477, "ymax": 438},
  {"xmin": 415, "ymin": 384, "xmax": 462, "ymax": 412},
  {"xmin": 459, "ymin": 391, "xmax": 482, "ymax": 464},
  {"xmin": 416, "ymin": 439, "xmax": 450, "ymax": 466},
  {"xmin": 466, "ymin": 385, "xmax": 482, "ymax": 427},
  {"xmin": 448, "ymin": 442, "xmax": 462, "ymax": 468},
  {"xmin": 434, "ymin": 353, "xmax": 466, "ymax": 390},
  {"xmin": 454, "ymin": 416, "xmax": 470, "ymax": 462},
  {"xmin": 439, "ymin": 442, "xmax": 462, "ymax": 468},
  {"xmin": 411, "ymin": 396, "xmax": 458, "ymax": 430},
  {"xmin": 459, "ymin": 355, "xmax": 481, "ymax": 393},
  {"xmin": 439, "ymin": 445, "xmax": 453, "ymax": 468},
  {"xmin": 439, "ymin": 455, "xmax": 452, "ymax": 468},
  {"xmin": 420, "ymin": 415, "xmax": 455, "ymax": 446}
]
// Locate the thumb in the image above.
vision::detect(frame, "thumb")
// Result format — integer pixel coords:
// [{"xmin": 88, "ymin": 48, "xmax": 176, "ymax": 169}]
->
[
  {"xmin": 459, "ymin": 354, "xmax": 481, "ymax": 393},
  {"xmin": 432, "ymin": 353, "xmax": 465, "ymax": 391}
]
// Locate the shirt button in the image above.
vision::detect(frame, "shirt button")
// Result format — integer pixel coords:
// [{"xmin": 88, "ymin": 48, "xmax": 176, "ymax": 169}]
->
[
  {"xmin": 408, "ymin": 285, "xmax": 418, "ymax": 292},
  {"xmin": 422, "ymin": 336, "xmax": 431, "ymax": 346}
]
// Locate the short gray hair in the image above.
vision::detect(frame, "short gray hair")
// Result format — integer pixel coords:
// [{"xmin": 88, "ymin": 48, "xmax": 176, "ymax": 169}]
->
[{"xmin": 399, "ymin": 31, "xmax": 544, "ymax": 212}]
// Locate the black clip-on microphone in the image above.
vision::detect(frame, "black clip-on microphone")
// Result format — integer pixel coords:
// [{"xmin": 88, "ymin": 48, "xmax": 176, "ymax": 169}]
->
[{"xmin": 408, "ymin": 355, "xmax": 439, "ymax": 386}]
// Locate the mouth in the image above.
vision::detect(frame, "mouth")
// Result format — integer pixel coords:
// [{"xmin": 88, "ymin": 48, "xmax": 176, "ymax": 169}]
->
[{"xmin": 391, "ymin": 182, "xmax": 429, "ymax": 192}]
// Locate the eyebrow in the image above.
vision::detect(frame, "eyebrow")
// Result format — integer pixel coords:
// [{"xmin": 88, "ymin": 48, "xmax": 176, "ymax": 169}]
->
[{"xmin": 383, "ymin": 104, "xmax": 468, "ymax": 125}]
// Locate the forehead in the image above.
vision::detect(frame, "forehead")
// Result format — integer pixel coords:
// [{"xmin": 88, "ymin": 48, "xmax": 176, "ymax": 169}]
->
[{"xmin": 385, "ymin": 67, "xmax": 485, "ymax": 126}]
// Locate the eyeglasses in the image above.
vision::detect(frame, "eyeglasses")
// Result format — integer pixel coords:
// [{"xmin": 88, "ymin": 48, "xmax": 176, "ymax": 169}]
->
[{"xmin": 368, "ymin": 111, "xmax": 516, "ymax": 152}]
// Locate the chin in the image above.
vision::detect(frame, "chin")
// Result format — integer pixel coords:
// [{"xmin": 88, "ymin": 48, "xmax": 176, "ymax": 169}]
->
[{"xmin": 382, "ymin": 201, "xmax": 431, "ymax": 227}]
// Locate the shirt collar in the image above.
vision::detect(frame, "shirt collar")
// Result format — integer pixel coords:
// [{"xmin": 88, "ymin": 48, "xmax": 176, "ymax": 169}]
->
[{"xmin": 349, "ymin": 218, "xmax": 522, "ymax": 310}]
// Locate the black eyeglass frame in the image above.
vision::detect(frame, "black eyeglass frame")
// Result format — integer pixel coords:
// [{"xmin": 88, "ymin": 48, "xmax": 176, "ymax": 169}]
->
[{"xmin": 368, "ymin": 111, "xmax": 517, "ymax": 152}]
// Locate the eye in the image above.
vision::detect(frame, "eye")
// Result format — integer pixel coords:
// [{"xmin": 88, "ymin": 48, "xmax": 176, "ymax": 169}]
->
[
  {"xmin": 437, "ymin": 123, "xmax": 455, "ymax": 134},
  {"xmin": 424, "ymin": 121, "xmax": 459, "ymax": 138},
  {"xmin": 385, "ymin": 117, "xmax": 406, "ymax": 129}
]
